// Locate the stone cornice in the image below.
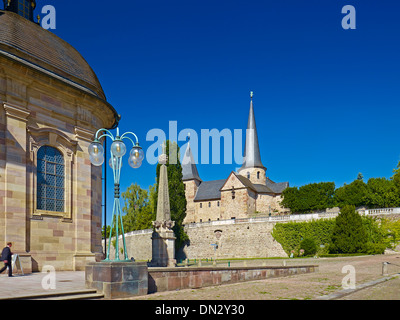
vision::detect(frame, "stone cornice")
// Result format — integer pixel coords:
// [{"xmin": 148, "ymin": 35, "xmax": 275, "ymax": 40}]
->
[
  {"xmin": 27, "ymin": 126, "xmax": 78, "ymax": 147},
  {"xmin": 74, "ymin": 126, "xmax": 95, "ymax": 143},
  {"xmin": 3, "ymin": 102, "xmax": 30, "ymax": 122}
]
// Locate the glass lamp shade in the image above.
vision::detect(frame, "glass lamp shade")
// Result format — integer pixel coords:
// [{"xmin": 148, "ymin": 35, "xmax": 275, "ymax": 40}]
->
[
  {"xmin": 88, "ymin": 141, "xmax": 104, "ymax": 158},
  {"xmin": 130, "ymin": 145, "xmax": 145, "ymax": 162},
  {"xmin": 109, "ymin": 156, "xmax": 122, "ymax": 169},
  {"xmin": 90, "ymin": 154, "xmax": 104, "ymax": 166},
  {"xmin": 111, "ymin": 140, "xmax": 126, "ymax": 158},
  {"xmin": 128, "ymin": 156, "xmax": 142, "ymax": 169}
]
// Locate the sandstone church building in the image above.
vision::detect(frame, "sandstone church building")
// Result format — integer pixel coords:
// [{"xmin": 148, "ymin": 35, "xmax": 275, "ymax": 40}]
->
[
  {"xmin": 0, "ymin": 1, "xmax": 119, "ymax": 272},
  {"xmin": 182, "ymin": 94, "xmax": 289, "ymax": 224}
]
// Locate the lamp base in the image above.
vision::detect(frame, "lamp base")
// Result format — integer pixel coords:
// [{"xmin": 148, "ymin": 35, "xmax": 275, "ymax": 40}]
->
[{"xmin": 85, "ymin": 261, "xmax": 148, "ymax": 299}]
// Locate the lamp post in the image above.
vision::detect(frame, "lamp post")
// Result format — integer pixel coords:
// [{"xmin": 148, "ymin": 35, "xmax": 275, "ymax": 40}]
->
[{"xmin": 89, "ymin": 127, "xmax": 144, "ymax": 261}]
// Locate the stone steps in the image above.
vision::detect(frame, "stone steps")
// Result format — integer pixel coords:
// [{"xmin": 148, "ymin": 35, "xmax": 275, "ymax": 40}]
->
[{"xmin": 1, "ymin": 289, "xmax": 104, "ymax": 300}]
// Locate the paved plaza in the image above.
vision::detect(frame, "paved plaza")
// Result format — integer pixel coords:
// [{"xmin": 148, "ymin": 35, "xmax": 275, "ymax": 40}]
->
[
  {"xmin": 0, "ymin": 254, "xmax": 399, "ymax": 300},
  {"xmin": 128, "ymin": 254, "xmax": 400, "ymax": 300},
  {"xmin": 0, "ymin": 270, "xmax": 87, "ymax": 299}
]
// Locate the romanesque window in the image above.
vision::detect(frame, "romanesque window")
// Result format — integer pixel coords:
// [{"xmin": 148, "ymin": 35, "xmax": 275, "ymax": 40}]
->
[
  {"xmin": 200, "ymin": 203, "xmax": 202, "ymax": 208},
  {"xmin": 257, "ymin": 171, "xmax": 260, "ymax": 179},
  {"xmin": 247, "ymin": 172, "xmax": 250, "ymax": 179},
  {"xmin": 208, "ymin": 202, "xmax": 211, "ymax": 207},
  {"xmin": 37, "ymin": 146, "xmax": 65, "ymax": 212}
]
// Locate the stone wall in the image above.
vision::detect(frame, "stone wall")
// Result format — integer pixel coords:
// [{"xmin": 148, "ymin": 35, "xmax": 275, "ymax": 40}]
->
[
  {"xmin": 148, "ymin": 264, "xmax": 318, "ymax": 293},
  {"xmin": 256, "ymin": 193, "xmax": 284, "ymax": 214},
  {"xmin": 194, "ymin": 199, "xmax": 221, "ymax": 222},
  {"xmin": 0, "ymin": 54, "xmax": 115, "ymax": 272},
  {"xmin": 113, "ymin": 219, "xmax": 288, "ymax": 262},
  {"xmin": 180, "ymin": 220, "xmax": 287, "ymax": 260},
  {"xmin": 105, "ymin": 229, "xmax": 153, "ymax": 261},
  {"xmin": 237, "ymin": 167, "xmax": 267, "ymax": 185}
]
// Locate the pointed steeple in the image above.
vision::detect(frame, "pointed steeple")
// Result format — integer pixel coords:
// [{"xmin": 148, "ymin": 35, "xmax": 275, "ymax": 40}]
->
[
  {"xmin": 240, "ymin": 91, "xmax": 265, "ymax": 170},
  {"xmin": 181, "ymin": 134, "xmax": 202, "ymax": 182}
]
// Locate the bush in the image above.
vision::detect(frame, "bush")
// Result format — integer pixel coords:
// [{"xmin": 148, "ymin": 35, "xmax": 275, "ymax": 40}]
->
[
  {"xmin": 329, "ymin": 205, "xmax": 368, "ymax": 254},
  {"xmin": 364, "ymin": 242, "xmax": 386, "ymax": 255},
  {"xmin": 300, "ymin": 238, "xmax": 317, "ymax": 256}
]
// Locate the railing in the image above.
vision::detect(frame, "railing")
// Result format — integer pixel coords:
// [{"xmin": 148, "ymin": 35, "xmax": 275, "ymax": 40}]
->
[
  {"xmin": 184, "ymin": 208, "xmax": 400, "ymax": 229},
  {"xmin": 365, "ymin": 207, "xmax": 400, "ymax": 215},
  {"xmin": 184, "ymin": 212, "xmax": 340, "ymax": 228},
  {"xmin": 125, "ymin": 229, "xmax": 153, "ymax": 236}
]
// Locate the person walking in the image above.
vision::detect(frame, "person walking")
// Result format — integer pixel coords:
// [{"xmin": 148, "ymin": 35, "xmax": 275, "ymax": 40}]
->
[{"xmin": 0, "ymin": 242, "xmax": 13, "ymax": 277}]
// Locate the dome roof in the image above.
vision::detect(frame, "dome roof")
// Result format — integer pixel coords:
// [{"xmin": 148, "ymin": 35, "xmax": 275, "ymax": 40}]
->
[{"xmin": 0, "ymin": 10, "xmax": 107, "ymax": 102}]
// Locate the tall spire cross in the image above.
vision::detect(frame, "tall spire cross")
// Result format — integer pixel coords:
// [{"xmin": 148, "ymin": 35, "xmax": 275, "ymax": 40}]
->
[{"xmin": 240, "ymin": 91, "xmax": 265, "ymax": 170}]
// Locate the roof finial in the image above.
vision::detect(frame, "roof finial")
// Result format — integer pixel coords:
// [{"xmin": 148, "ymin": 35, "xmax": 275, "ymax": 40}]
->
[{"xmin": 250, "ymin": 91, "xmax": 254, "ymax": 99}]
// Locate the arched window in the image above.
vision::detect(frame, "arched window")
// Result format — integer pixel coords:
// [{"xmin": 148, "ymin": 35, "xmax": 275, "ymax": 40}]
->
[
  {"xmin": 37, "ymin": 146, "xmax": 65, "ymax": 212},
  {"xmin": 247, "ymin": 172, "xmax": 250, "ymax": 179},
  {"xmin": 257, "ymin": 171, "xmax": 260, "ymax": 179}
]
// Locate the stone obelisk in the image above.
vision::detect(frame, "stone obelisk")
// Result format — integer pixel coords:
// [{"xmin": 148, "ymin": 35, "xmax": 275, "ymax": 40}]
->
[{"xmin": 151, "ymin": 143, "xmax": 176, "ymax": 267}]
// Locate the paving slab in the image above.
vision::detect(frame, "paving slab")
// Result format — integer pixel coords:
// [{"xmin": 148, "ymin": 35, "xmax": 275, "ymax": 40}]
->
[
  {"xmin": 0, "ymin": 271, "xmax": 87, "ymax": 300},
  {"xmin": 1, "ymin": 255, "xmax": 400, "ymax": 300}
]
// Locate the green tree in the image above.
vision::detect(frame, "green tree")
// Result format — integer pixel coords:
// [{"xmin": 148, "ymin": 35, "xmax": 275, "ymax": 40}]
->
[
  {"xmin": 155, "ymin": 140, "xmax": 188, "ymax": 251},
  {"xmin": 334, "ymin": 179, "xmax": 368, "ymax": 208},
  {"xmin": 380, "ymin": 218, "xmax": 400, "ymax": 249},
  {"xmin": 281, "ymin": 182, "xmax": 336, "ymax": 213},
  {"xmin": 391, "ymin": 161, "xmax": 400, "ymax": 193},
  {"xmin": 300, "ymin": 238, "xmax": 317, "ymax": 257},
  {"xmin": 102, "ymin": 225, "xmax": 111, "ymax": 239},
  {"xmin": 329, "ymin": 205, "xmax": 368, "ymax": 254},
  {"xmin": 121, "ymin": 183, "xmax": 157, "ymax": 232},
  {"xmin": 364, "ymin": 177, "xmax": 400, "ymax": 208},
  {"xmin": 280, "ymin": 186, "xmax": 300, "ymax": 212}
]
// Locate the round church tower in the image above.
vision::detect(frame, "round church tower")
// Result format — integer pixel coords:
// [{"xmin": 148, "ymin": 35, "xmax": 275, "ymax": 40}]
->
[{"xmin": 0, "ymin": 2, "xmax": 119, "ymax": 272}]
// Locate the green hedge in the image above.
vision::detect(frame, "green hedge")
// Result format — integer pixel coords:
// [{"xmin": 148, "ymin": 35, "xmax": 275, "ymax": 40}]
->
[
  {"xmin": 271, "ymin": 219, "xmax": 335, "ymax": 256},
  {"xmin": 272, "ymin": 214, "xmax": 393, "ymax": 256}
]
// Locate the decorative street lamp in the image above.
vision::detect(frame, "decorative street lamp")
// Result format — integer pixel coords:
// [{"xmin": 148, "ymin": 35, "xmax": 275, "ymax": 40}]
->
[{"xmin": 89, "ymin": 127, "xmax": 144, "ymax": 261}]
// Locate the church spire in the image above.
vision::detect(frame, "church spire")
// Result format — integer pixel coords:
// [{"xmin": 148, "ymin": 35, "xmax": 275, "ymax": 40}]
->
[
  {"xmin": 182, "ymin": 134, "xmax": 202, "ymax": 182},
  {"xmin": 3, "ymin": 0, "xmax": 36, "ymax": 22},
  {"xmin": 240, "ymin": 91, "xmax": 265, "ymax": 170}
]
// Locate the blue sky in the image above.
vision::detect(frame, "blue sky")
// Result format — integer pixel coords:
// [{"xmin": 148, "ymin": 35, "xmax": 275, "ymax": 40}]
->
[{"xmin": 32, "ymin": 1, "xmax": 400, "ymax": 224}]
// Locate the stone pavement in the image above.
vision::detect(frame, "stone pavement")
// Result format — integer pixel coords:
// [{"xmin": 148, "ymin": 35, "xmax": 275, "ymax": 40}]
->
[
  {"xmin": 337, "ymin": 275, "xmax": 400, "ymax": 300},
  {"xmin": 0, "ymin": 271, "xmax": 87, "ymax": 299},
  {"xmin": 1, "ymin": 255, "xmax": 400, "ymax": 300},
  {"xmin": 127, "ymin": 254, "xmax": 400, "ymax": 300}
]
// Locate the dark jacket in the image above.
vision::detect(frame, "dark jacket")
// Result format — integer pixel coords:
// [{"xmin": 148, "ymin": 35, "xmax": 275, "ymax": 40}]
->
[{"xmin": 0, "ymin": 247, "xmax": 11, "ymax": 263}]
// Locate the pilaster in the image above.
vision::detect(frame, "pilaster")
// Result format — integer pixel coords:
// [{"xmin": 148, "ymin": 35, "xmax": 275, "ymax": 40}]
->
[{"xmin": 3, "ymin": 102, "xmax": 30, "ymax": 255}]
